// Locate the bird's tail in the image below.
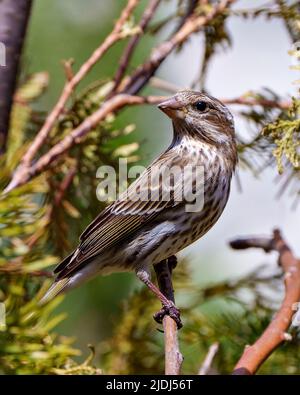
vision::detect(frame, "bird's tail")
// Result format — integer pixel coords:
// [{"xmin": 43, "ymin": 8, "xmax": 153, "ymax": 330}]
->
[{"xmin": 38, "ymin": 278, "xmax": 70, "ymax": 306}]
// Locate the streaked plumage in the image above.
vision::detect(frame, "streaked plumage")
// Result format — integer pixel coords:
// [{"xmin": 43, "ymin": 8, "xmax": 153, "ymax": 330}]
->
[{"xmin": 41, "ymin": 90, "xmax": 237, "ymax": 323}]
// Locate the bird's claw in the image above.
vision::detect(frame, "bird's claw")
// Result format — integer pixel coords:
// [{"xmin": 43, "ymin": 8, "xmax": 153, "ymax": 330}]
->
[{"xmin": 153, "ymin": 303, "xmax": 182, "ymax": 329}]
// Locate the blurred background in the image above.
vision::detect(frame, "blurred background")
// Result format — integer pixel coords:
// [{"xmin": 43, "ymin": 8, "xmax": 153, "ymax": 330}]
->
[{"xmin": 16, "ymin": 0, "xmax": 299, "ymax": 366}]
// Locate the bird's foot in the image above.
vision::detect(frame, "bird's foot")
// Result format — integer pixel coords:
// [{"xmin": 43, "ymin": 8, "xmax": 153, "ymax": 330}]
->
[{"xmin": 153, "ymin": 302, "xmax": 182, "ymax": 329}]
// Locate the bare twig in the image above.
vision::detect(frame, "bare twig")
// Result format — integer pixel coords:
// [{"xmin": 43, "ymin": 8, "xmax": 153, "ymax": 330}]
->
[
  {"xmin": 175, "ymin": 0, "xmax": 199, "ymax": 32},
  {"xmin": 198, "ymin": 342, "xmax": 219, "ymax": 375},
  {"xmin": 3, "ymin": 94, "xmax": 148, "ymax": 193},
  {"xmin": 222, "ymin": 96, "xmax": 291, "ymax": 110},
  {"xmin": 7, "ymin": 0, "xmax": 138, "ymax": 185},
  {"xmin": 62, "ymin": 59, "xmax": 75, "ymax": 82},
  {"xmin": 154, "ymin": 257, "xmax": 183, "ymax": 375},
  {"xmin": 148, "ymin": 75, "xmax": 291, "ymax": 109},
  {"xmin": 3, "ymin": 90, "xmax": 291, "ymax": 194},
  {"xmin": 149, "ymin": 77, "xmax": 181, "ymax": 93},
  {"xmin": 230, "ymin": 229, "xmax": 300, "ymax": 375},
  {"xmin": 0, "ymin": 264, "xmax": 53, "ymax": 278},
  {"xmin": 142, "ymin": 93, "xmax": 291, "ymax": 110},
  {"xmin": 52, "ymin": 163, "xmax": 77, "ymax": 207},
  {"xmin": 4, "ymin": 0, "xmax": 236, "ymax": 193},
  {"xmin": 121, "ymin": 0, "xmax": 236, "ymax": 95},
  {"xmin": 163, "ymin": 316, "xmax": 183, "ymax": 375},
  {"xmin": 2, "ymin": 164, "xmax": 77, "ymax": 277},
  {"xmin": 111, "ymin": 0, "xmax": 161, "ymax": 94}
]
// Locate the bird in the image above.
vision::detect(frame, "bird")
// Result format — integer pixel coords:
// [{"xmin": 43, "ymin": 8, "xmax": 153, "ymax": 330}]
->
[{"xmin": 40, "ymin": 90, "xmax": 237, "ymax": 327}]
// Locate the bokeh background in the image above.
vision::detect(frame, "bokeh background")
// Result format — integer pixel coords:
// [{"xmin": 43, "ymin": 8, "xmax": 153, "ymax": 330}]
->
[{"xmin": 22, "ymin": 0, "xmax": 299, "ymax": 359}]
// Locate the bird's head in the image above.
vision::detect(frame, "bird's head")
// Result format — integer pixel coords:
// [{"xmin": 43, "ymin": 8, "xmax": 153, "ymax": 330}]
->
[{"xmin": 158, "ymin": 90, "xmax": 235, "ymax": 146}]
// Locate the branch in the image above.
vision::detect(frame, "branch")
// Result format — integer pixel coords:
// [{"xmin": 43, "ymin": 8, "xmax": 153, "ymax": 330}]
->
[
  {"xmin": 111, "ymin": 0, "xmax": 161, "ymax": 94},
  {"xmin": 143, "ymin": 86, "xmax": 292, "ymax": 109},
  {"xmin": 198, "ymin": 342, "xmax": 219, "ymax": 375},
  {"xmin": 4, "ymin": 0, "xmax": 236, "ymax": 193},
  {"xmin": 275, "ymin": 0, "xmax": 300, "ymax": 42},
  {"xmin": 143, "ymin": 94, "xmax": 291, "ymax": 109},
  {"xmin": 222, "ymin": 96, "xmax": 291, "ymax": 110},
  {"xmin": 149, "ymin": 77, "xmax": 181, "ymax": 93},
  {"xmin": 120, "ymin": 0, "xmax": 236, "ymax": 95},
  {"xmin": 154, "ymin": 257, "xmax": 183, "ymax": 375},
  {"xmin": 52, "ymin": 163, "xmax": 77, "ymax": 207},
  {"xmin": 14, "ymin": 0, "xmax": 139, "ymax": 172},
  {"xmin": 3, "ymin": 94, "xmax": 148, "ymax": 193},
  {"xmin": 3, "ymin": 89, "xmax": 291, "ymax": 194},
  {"xmin": 0, "ymin": 263, "xmax": 53, "ymax": 278},
  {"xmin": 230, "ymin": 229, "xmax": 300, "ymax": 375},
  {"xmin": 0, "ymin": 0, "xmax": 33, "ymax": 154},
  {"xmin": 2, "ymin": 164, "xmax": 77, "ymax": 277},
  {"xmin": 163, "ymin": 316, "xmax": 183, "ymax": 375},
  {"xmin": 175, "ymin": 0, "xmax": 199, "ymax": 32}
]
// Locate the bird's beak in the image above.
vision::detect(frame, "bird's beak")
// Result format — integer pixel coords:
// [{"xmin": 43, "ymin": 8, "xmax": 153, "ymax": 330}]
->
[{"xmin": 158, "ymin": 96, "xmax": 184, "ymax": 119}]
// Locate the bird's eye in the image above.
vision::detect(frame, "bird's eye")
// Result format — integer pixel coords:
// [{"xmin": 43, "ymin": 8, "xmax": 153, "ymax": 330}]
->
[{"xmin": 194, "ymin": 101, "xmax": 207, "ymax": 112}]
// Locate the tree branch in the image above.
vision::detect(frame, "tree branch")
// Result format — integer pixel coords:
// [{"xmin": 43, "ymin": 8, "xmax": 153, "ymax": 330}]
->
[
  {"xmin": 15, "ymin": 0, "xmax": 139, "ymax": 172},
  {"xmin": 110, "ymin": 0, "xmax": 161, "ymax": 95},
  {"xmin": 198, "ymin": 342, "xmax": 219, "ymax": 375},
  {"xmin": 4, "ymin": 1, "xmax": 237, "ymax": 193},
  {"xmin": 3, "ymin": 89, "xmax": 291, "ymax": 194},
  {"xmin": 222, "ymin": 96, "xmax": 291, "ymax": 109},
  {"xmin": 275, "ymin": 0, "xmax": 300, "ymax": 42},
  {"xmin": 120, "ymin": 0, "xmax": 236, "ymax": 95},
  {"xmin": 230, "ymin": 229, "xmax": 300, "ymax": 375},
  {"xmin": 3, "ymin": 94, "xmax": 147, "ymax": 193},
  {"xmin": 2, "ymin": 164, "xmax": 77, "ymax": 276},
  {"xmin": 154, "ymin": 257, "xmax": 183, "ymax": 375},
  {"xmin": 0, "ymin": 0, "xmax": 33, "ymax": 154}
]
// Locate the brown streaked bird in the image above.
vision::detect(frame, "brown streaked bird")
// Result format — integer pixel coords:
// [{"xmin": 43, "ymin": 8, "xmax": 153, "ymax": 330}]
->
[{"xmin": 40, "ymin": 90, "xmax": 237, "ymax": 327}]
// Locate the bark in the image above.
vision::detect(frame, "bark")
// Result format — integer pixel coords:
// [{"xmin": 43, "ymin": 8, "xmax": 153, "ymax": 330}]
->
[
  {"xmin": 0, "ymin": 0, "xmax": 33, "ymax": 153},
  {"xmin": 231, "ymin": 229, "xmax": 300, "ymax": 375}
]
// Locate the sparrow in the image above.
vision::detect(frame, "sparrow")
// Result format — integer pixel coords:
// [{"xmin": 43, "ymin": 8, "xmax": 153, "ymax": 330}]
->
[{"xmin": 40, "ymin": 90, "xmax": 237, "ymax": 327}]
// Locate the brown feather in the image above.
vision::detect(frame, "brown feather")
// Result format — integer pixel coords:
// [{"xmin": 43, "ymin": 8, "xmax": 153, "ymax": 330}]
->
[{"xmin": 53, "ymin": 149, "xmax": 188, "ymax": 279}]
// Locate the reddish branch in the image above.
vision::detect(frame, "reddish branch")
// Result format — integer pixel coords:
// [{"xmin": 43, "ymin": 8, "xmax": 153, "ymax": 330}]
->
[
  {"xmin": 3, "ymin": 94, "xmax": 146, "ymax": 193},
  {"xmin": 4, "ymin": 0, "xmax": 289, "ymax": 194},
  {"xmin": 52, "ymin": 164, "xmax": 77, "ymax": 207},
  {"xmin": 120, "ymin": 0, "xmax": 236, "ymax": 95},
  {"xmin": 3, "ymin": 92, "xmax": 290, "ymax": 194},
  {"xmin": 15, "ymin": 0, "xmax": 139, "ymax": 173},
  {"xmin": 230, "ymin": 229, "xmax": 300, "ymax": 375},
  {"xmin": 146, "ymin": 81, "xmax": 291, "ymax": 109},
  {"xmin": 111, "ymin": 0, "xmax": 161, "ymax": 94},
  {"xmin": 138, "ymin": 94, "xmax": 291, "ymax": 110},
  {"xmin": 175, "ymin": 0, "xmax": 199, "ymax": 32},
  {"xmin": 3, "ymin": 0, "xmax": 238, "ymax": 193},
  {"xmin": 223, "ymin": 96, "xmax": 291, "ymax": 109}
]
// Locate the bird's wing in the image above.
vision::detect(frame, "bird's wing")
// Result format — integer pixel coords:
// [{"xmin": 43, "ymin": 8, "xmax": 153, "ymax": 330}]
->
[{"xmin": 54, "ymin": 150, "xmax": 191, "ymax": 279}]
